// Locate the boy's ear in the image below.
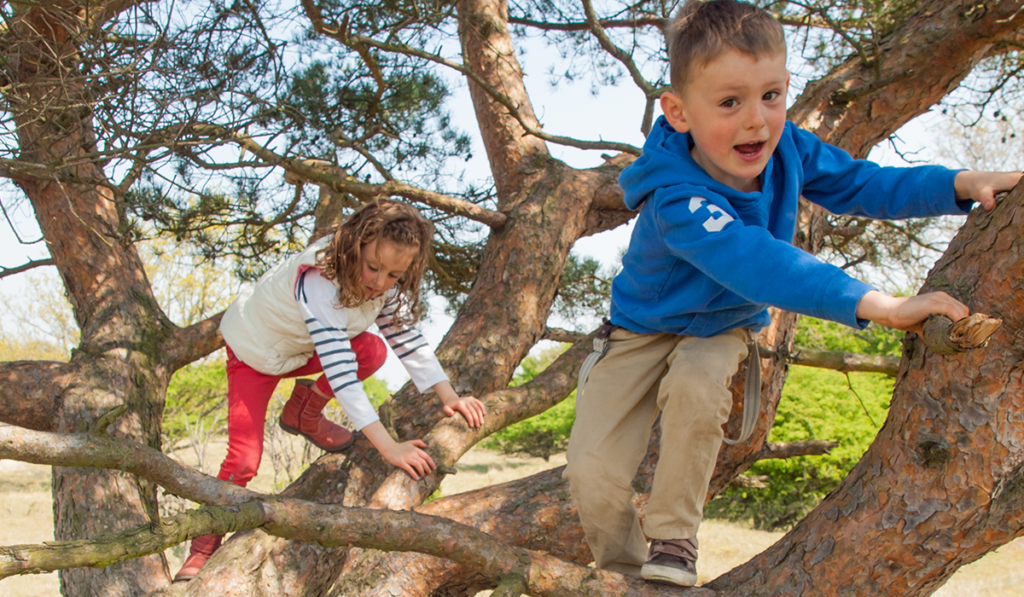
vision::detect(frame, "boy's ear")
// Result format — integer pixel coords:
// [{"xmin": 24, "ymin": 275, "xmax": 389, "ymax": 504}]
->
[{"xmin": 660, "ymin": 91, "xmax": 690, "ymax": 133}]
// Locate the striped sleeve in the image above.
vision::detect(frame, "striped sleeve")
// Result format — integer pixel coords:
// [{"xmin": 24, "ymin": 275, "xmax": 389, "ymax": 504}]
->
[
  {"xmin": 375, "ymin": 294, "xmax": 449, "ymax": 393},
  {"xmin": 295, "ymin": 270, "xmax": 379, "ymax": 431}
]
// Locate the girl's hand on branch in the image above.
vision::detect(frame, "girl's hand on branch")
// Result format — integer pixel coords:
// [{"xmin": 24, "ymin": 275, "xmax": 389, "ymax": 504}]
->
[
  {"xmin": 434, "ymin": 380, "xmax": 487, "ymax": 428},
  {"xmin": 381, "ymin": 439, "xmax": 436, "ymax": 481},
  {"xmin": 442, "ymin": 396, "xmax": 487, "ymax": 429},
  {"xmin": 361, "ymin": 421, "xmax": 436, "ymax": 480}
]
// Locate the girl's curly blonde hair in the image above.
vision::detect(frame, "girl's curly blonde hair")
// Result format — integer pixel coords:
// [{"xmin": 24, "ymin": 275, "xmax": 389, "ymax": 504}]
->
[{"xmin": 317, "ymin": 199, "xmax": 433, "ymax": 327}]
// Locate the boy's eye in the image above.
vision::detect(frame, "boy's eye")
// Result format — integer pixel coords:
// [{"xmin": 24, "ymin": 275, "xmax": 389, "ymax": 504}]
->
[
  {"xmin": 720, "ymin": 98, "xmax": 738, "ymax": 108},
  {"xmin": 763, "ymin": 91, "xmax": 780, "ymax": 101}
]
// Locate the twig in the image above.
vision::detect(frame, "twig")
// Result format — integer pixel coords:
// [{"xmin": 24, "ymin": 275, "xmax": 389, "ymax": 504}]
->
[
  {"xmin": 844, "ymin": 372, "xmax": 877, "ymax": 427},
  {"xmin": 92, "ymin": 404, "xmax": 129, "ymax": 436}
]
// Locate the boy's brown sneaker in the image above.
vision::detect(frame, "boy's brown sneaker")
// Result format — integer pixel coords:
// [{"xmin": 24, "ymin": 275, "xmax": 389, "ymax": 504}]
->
[{"xmin": 640, "ymin": 537, "xmax": 698, "ymax": 587}]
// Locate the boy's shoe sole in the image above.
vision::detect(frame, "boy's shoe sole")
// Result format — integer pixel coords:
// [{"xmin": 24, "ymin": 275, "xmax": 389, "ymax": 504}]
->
[{"xmin": 640, "ymin": 562, "xmax": 698, "ymax": 587}]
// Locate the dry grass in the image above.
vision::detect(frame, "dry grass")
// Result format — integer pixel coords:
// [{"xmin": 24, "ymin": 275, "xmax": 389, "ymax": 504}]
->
[{"xmin": 2, "ymin": 446, "xmax": 1022, "ymax": 596}]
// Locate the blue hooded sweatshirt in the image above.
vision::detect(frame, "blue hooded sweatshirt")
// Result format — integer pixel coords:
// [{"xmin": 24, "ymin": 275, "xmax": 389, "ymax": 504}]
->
[{"xmin": 610, "ymin": 117, "xmax": 970, "ymax": 337}]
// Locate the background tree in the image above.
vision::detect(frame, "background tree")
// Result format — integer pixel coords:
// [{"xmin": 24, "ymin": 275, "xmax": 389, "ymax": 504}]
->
[{"xmin": 0, "ymin": 1, "xmax": 1023, "ymax": 596}]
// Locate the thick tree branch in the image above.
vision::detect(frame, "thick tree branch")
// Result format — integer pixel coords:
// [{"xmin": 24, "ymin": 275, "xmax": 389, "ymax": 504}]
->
[
  {"xmin": 0, "ymin": 497, "xmax": 712, "ymax": 597},
  {"xmin": 201, "ymin": 132, "xmax": 508, "ymax": 228},
  {"xmin": 163, "ymin": 312, "xmax": 225, "ymax": 371},
  {"xmin": 0, "ymin": 418, "xmax": 711, "ymax": 596},
  {"xmin": 0, "ymin": 361, "xmax": 77, "ymax": 431},
  {"xmin": 0, "ymin": 423, "xmax": 263, "ymax": 506}
]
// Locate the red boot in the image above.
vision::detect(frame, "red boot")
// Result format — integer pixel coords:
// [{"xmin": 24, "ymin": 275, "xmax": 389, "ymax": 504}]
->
[
  {"xmin": 173, "ymin": 534, "xmax": 222, "ymax": 582},
  {"xmin": 279, "ymin": 379, "xmax": 355, "ymax": 452}
]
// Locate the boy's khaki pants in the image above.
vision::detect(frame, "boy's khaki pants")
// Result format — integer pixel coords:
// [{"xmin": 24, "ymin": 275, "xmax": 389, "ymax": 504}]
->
[{"xmin": 563, "ymin": 327, "xmax": 749, "ymax": 576}]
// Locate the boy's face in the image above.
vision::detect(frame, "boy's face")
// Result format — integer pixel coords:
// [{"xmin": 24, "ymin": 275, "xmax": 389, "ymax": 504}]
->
[{"xmin": 660, "ymin": 49, "xmax": 789, "ymax": 193}]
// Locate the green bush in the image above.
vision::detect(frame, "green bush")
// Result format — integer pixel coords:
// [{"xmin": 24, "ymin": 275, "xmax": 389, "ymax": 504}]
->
[
  {"xmin": 704, "ymin": 366, "xmax": 892, "ymax": 529},
  {"xmin": 705, "ymin": 317, "xmax": 903, "ymax": 530},
  {"xmin": 163, "ymin": 359, "xmax": 229, "ymax": 452},
  {"xmin": 481, "ymin": 346, "xmax": 577, "ymax": 460}
]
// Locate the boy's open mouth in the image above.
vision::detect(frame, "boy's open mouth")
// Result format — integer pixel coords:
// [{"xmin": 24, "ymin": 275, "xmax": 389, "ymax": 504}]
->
[{"xmin": 735, "ymin": 141, "xmax": 765, "ymax": 157}]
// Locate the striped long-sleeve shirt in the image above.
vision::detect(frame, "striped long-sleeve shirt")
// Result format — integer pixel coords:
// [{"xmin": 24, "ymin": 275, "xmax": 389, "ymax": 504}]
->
[{"xmin": 295, "ymin": 269, "xmax": 448, "ymax": 430}]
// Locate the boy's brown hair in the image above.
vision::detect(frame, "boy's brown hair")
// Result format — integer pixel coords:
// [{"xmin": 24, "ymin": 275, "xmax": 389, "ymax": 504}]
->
[
  {"xmin": 318, "ymin": 199, "xmax": 433, "ymax": 327},
  {"xmin": 666, "ymin": 0, "xmax": 786, "ymax": 93}
]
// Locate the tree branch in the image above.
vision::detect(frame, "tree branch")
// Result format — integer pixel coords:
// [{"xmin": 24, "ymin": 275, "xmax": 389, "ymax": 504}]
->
[
  {"xmin": 0, "ymin": 503, "xmax": 266, "ymax": 580},
  {"xmin": 546, "ymin": 328, "xmax": 902, "ymax": 376},
  {"xmin": 0, "ymin": 361, "xmax": 77, "ymax": 431},
  {"xmin": 779, "ymin": 346, "xmax": 900, "ymax": 376},
  {"xmin": 921, "ymin": 313, "xmax": 1003, "ymax": 355},
  {"xmin": 0, "ymin": 420, "xmax": 712, "ymax": 596},
  {"xmin": 0, "ymin": 496, "xmax": 712, "ymax": 597},
  {"xmin": 163, "ymin": 312, "xmax": 225, "ymax": 371},
  {"xmin": 0, "ymin": 257, "xmax": 54, "ymax": 279},
  {"xmin": 199, "ymin": 132, "xmax": 508, "ymax": 228},
  {"xmin": 580, "ymin": 0, "xmax": 657, "ymax": 98},
  {"xmin": 317, "ymin": 31, "xmax": 642, "ymax": 156},
  {"xmin": 0, "ymin": 423, "xmax": 263, "ymax": 507},
  {"xmin": 542, "ymin": 326, "xmax": 585, "ymax": 343},
  {"xmin": 507, "ymin": 13, "xmax": 830, "ymax": 32},
  {"xmin": 758, "ymin": 440, "xmax": 839, "ymax": 460}
]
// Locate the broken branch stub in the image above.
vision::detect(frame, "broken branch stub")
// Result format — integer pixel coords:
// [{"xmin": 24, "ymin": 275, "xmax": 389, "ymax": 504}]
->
[{"xmin": 922, "ymin": 313, "xmax": 1003, "ymax": 356}]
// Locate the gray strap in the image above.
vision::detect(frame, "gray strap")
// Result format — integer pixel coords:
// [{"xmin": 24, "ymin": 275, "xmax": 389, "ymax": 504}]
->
[
  {"xmin": 723, "ymin": 343, "xmax": 760, "ymax": 445},
  {"xmin": 577, "ymin": 336, "xmax": 609, "ymax": 405}
]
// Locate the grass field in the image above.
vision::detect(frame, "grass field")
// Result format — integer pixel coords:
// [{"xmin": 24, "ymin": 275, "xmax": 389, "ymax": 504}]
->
[{"xmin": 2, "ymin": 446, "xmax": 1021, "ymax": 596}]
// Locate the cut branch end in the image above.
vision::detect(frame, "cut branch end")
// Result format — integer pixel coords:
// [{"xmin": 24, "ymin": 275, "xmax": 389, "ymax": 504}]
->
[{"xmin": 922, "ymin": 313, "xmax": 1003, "ymax": 355}]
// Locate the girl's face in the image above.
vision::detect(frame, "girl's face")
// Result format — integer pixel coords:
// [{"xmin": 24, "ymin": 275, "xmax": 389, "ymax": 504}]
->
[{"xmin": 359, "ymin": 239, "xmax": 417, "ymax": 300}]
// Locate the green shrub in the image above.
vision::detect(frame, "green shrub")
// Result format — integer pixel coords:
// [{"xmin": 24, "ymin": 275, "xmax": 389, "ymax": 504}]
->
[
  {"xmin": 705, "ymin": 366, "xmax": 892, "ymax": 529},
  {"xmin": 481, "ymin": 346, "xmax": 577, "ymax": 460},
  {"xmin": 705, "ymin": 317, "xmax": 903, "ymax": 530},
  {"xmin": 163, "ymin": 359, "xmax": 229, "ymax": 452}
]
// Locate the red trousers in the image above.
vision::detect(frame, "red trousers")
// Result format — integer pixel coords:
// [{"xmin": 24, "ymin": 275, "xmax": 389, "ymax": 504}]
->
[{"xmin": 217, "ymin": 332, "xmax": 387, "ymax": 487}]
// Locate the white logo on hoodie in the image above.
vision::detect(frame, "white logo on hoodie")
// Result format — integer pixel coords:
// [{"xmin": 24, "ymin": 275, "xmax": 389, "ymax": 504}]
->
[{"xmin": 688, "ymin": 196, "xmax": 734, "ymax": 233}]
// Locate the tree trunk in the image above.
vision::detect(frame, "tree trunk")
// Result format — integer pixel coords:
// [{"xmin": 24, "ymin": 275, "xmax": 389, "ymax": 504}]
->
[{"xmin": 1, "ymin": 3, "xmax": 210, "ymax": 594}]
